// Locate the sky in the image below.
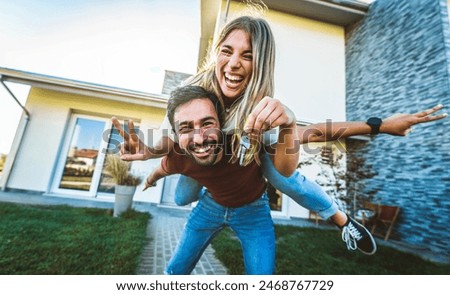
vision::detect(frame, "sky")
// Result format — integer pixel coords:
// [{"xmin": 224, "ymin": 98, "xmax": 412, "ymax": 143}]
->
[{"xmin": 0, "ymin": 0, "xmax": 200, "ymax": 154}]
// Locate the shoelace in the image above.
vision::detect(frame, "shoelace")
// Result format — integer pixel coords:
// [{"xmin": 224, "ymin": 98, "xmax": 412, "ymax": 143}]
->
[{"xmin": 341, "ymin": 223, "xmax": 362, "ymax": 250}]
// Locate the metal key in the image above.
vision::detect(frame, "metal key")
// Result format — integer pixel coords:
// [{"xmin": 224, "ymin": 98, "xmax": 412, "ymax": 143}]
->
[{"xmin": 239, "ymin": 135, "xmax": 251, "ymax": 166}]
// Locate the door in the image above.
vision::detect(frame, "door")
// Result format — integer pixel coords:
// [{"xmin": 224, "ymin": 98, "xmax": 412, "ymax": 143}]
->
[
  {"xmin": 52, "ymin": 114, "xmax": 139, "ymax": 197},
  {"xmin": 52, "ymin": 115, "xmax": 108, "ymax": 197},
  {"xmin": 160, "ymin": 174, "xmax": 180, "ymax": 206},
  {"xmin": 52, "ymin": 114, "xmax": 136, "ymax": 198},
  {"xmin": 96, "ymin": 124, "xmax": 127, "ymax": 196},
  {"xmin": 267, "ymin": 182, "xmax": 288, "ymax": 217}
]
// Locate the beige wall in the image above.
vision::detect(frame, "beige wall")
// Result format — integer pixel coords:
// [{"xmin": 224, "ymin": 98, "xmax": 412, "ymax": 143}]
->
[{"xmin": 7, "ymin": 87, "xmax": 166, "ymax": 203}]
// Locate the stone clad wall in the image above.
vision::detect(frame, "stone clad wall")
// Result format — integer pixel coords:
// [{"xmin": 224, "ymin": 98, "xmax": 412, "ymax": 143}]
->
[{"xmin": 345, "ymin": 0, "xmax": 450, "ymax": 256}]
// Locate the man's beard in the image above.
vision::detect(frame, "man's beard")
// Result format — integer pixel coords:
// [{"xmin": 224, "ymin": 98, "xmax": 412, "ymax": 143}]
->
[{"xmin": 185, "ymin": 140, "xmax": 222, "ymax": 166}]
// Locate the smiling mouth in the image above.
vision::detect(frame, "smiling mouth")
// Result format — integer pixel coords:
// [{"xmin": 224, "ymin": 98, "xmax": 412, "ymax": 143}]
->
[
  {"xmin": 224, "ymin": 73, "xmax": 244, "ymax": 87},
  {"xmin": 189, "ymin": 141, "xmax": 219, "ymax": 156},
  {"xmin": 192, "ymin": 145, "xmax": 212, "ymax": 154}
]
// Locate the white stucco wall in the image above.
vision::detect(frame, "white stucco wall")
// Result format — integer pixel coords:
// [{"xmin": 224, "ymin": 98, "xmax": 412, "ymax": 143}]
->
[
  {"xmin": 6, "ymin": 87, "xmax": 166, "ymax": 204},
  {"xmin": 270, "ymin": 12, "xmax": 346, "ymax": 123}
]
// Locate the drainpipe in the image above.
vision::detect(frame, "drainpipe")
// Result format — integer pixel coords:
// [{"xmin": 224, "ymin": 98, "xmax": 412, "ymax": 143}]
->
[
  {"xmin": 224, "ymin": 0, "xmax": 231, "ymax": 23},
  {"xmin": 0, "ymin": 76, "xmax": 31, "ymax": 191}
]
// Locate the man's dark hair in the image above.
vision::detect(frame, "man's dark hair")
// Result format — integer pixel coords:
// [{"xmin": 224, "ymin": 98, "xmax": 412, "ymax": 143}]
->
[{"xmin": 167, "ymin": 85, "xmax": 224, "ymax": 130}]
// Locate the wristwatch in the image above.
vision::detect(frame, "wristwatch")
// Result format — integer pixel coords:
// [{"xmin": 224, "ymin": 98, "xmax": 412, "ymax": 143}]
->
[{"xmin": 366, "ymin": 117, "xmax": 382, "ymax": 135}]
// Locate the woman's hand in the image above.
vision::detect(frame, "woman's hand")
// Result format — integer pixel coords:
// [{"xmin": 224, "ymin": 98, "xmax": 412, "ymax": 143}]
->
[
  {"xmin": 243, "ymin": 96, "xmax": 295, "ymax": 134},
  {"xmin": 381, "ymin": 104, "xmax": 447, "ymax": 136}
]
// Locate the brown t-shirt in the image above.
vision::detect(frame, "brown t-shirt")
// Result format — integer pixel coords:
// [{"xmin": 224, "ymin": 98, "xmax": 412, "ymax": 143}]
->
[{"xmin": 161, "ymin": 138, "xmax": 266, "ymax": 208}]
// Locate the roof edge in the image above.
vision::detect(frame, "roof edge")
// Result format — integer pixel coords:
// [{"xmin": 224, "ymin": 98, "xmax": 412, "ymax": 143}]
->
[{"xmin": 0, "ymin": 67, "xmax": 168, "ymax": 108}]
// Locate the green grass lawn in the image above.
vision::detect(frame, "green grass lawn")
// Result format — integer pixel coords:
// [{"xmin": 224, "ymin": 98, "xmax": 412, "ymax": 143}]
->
[
  {"xmin": 211, "ymin": 225, "xmax": 450, "ymax": 275},
  {"xmin": 0, "ymin": 202, "xmax": 150, "ymax": 274}
]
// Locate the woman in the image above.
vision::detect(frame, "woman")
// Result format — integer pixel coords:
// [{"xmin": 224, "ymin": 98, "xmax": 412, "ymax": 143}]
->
[{"xmin": 114, "ymin": 16, "xmax": 446, "ymax": 256}]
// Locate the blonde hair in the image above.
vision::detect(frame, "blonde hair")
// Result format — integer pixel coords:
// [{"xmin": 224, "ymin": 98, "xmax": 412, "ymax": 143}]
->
[{"xmin": 184, "ymin": 15, "xmax": 276, "ymax": 165}]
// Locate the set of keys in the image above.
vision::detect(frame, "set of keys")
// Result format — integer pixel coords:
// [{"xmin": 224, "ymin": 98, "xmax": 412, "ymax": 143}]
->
[{"xmin": 239, "ymin": 135, "xmax": 251, "ymax": 166}]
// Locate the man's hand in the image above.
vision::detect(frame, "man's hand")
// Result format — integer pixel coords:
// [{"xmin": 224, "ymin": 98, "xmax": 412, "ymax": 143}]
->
[
  {"xmin": 143, "ymin": 173, "xmax": 158, "ymax": 191},
  {"xmin": 112, "ymin": 117, "xmax": 152, "ymax": 161},
  {"xmin": 142, "ymin": 165, "xmax": 170, "ymax": 191},
  {"xmin": 381, "ymin": 104, "xmax": 447, "ymax": 136}
]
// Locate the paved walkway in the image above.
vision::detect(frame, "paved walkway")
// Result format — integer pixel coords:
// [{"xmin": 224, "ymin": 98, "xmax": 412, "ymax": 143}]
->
[
  {"xmin": 136, "ymin": 206, "xmax": 227, "ymax": 275},
  {"xmin": 1, "ymin": 190, "xmax": 448, "ymax": 274}
]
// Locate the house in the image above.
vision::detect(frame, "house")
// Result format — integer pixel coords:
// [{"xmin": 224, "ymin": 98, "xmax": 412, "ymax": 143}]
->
[
  {"xmin": 1, "ymin": 0, "xmax": 448, "ymax": 258},
  {"xmin": 0, "ymin": 68, "xmax": 169, "ymax": 203},
  {"xmin": 1, "ymin": 0, "xmax": 364, "ymax": 216}
]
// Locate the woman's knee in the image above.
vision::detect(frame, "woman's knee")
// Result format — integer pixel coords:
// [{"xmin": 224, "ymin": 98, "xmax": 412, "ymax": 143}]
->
[{"xmin": 174, "ymin": 176, "xmax": 203, "ymax": 205}]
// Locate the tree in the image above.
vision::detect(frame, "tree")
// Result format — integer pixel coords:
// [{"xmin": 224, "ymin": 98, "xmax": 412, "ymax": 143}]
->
[
  {"xmin": 345, "ymin": 155, "xmax": 378, "ymax": 215},
  {"xmin": 299, "ymin": 146, "xmax": 378, "ymax": 215}
]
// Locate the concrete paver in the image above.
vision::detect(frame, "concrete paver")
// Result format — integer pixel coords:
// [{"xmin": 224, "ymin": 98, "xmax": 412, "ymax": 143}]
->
[{"xmin": 136, "ymin": 207, "xmax": 227, "ymax": 275}]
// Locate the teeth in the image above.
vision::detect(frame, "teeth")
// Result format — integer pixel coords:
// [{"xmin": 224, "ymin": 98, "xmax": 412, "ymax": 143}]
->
[
  {"xmin": 193, "ymin": 145, "xmax": 212, "ymax": 153},
  {"xmin": 225, "ymin": 73, "xmax": 243, "ymax": 82}
]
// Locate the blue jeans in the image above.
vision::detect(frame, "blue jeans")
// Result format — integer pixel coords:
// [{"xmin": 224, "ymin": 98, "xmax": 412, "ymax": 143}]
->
[
  {"xmin": 166, "ymin": 192, "xmax": 275, "ymax": 275},
  {"xmin": 175, "ymin": 153, "xmax": 339, "ymax": 219}
]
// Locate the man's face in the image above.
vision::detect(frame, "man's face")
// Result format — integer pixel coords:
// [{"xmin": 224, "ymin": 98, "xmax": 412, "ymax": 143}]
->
[{"xmin": 173, "ymin": 98, "xmax": 222, "ymax": 166}]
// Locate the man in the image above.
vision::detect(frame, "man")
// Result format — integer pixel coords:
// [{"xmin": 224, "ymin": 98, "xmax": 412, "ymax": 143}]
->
[{"xmin": 143, "ymin": 85, "xmax": 299, "ymax": 274}]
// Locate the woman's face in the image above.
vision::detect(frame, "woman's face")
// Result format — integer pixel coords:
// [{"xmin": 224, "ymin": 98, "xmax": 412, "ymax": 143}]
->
[{"xmin": 215, "ymin": 29, "xmax": 253, "ymax": 102}]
